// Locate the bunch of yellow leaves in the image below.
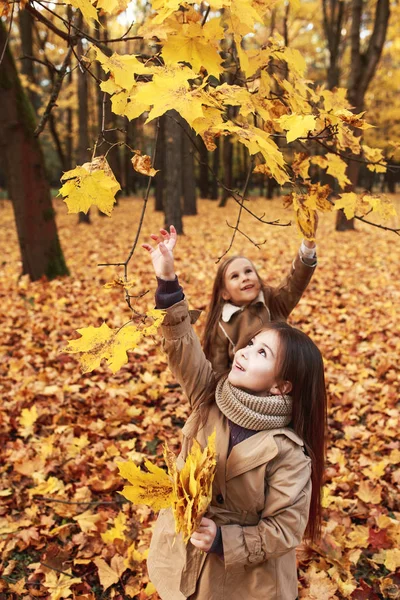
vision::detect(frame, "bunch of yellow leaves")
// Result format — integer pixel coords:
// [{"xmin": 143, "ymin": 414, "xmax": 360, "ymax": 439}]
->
[{"xmin": 118, "ymin": 431, "xmax": 217, "ymax": 543}]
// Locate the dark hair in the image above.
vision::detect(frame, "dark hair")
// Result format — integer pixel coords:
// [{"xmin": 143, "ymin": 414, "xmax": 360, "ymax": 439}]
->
[
  {"xmin": 202, "ymin": 255, "xmax": 264, "ymax": 360},
  {"xmin": 254, "ymin": 321, "xmax": 327, "ymax": 542}
]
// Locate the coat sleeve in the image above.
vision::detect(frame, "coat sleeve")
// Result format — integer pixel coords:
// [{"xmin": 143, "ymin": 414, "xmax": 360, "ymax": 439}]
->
[
  {"xmin": 220, "ymin": 437, "xmax": 312, "ymax": 570},
  {"xmin": 269, "ymin": 252, "xmax": 316, "ymax": 320},
  {"xmin": 208, "ymin": 323, "xmax": 231, "ymax": 375},
  {"xmin": 161, "ymin": 299, "xmax": 215, "ymax": 410}
]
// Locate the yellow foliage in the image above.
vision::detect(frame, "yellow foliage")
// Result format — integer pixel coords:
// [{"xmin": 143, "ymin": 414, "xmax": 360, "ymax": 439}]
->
[
  {"xmin": 94, "ymin": 47, "xmax": 153, "ymax": 88},
  {"xmin": 101, "ymin": 512, "xmax": 128, "ymax": 543},
  {"xmin": 162, "ymin": 20, "xmax": 224, "ymax": 77},
  {"xmin": 63, "ymin": 312, "xmax": 165, "ymax": 374},
  {"xmin": 59, "ymin": 159, "xmax": 121, "ymax": 217},
  {"xmin": 165, "ymin": 430, "xmax": 217, "ymax": 542},
  {"xmin": 119, "ymin": 431, "xmax": 217, "ymax": 543},
  {"xmin": 118, "ymin": 459, "xmax": 174, "ymax": 511},
  {"xmin": 277, "ymin": 113, "xmax": 317, "ymax": 143},
  {"xmin": 68, "ymin": 0, "xmax": 98, "ymax": 23}
]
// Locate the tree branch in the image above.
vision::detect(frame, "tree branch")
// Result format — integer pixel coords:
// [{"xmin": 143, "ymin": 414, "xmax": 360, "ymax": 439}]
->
[{"xmin": 34, "ymin": 46, "xmax": 73, "ymax": 137}]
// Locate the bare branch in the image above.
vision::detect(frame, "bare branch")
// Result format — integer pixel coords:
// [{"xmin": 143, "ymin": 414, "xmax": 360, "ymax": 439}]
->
[
  {"xmin": 34, "ymin": 46, "xmax": 73, "ymax": 137},
  {"xmin": 0, "ymin": 0, "xmax": 16, "ymax": 67},
  {"xmin": 216, "ymin": 158, "xmax": 254, "ymax": 263}
]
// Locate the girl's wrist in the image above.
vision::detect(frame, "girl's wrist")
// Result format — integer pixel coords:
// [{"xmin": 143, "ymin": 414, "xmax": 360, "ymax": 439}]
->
[{"xmin": 158, "ymin": 272, "xmax": 176, "ymax": 281}]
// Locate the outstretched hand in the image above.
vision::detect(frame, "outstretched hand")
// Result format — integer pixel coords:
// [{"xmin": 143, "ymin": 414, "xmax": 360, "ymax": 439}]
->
[{"xmin": 142, "ymin": 225, "xmax": 177, "ymax": 281}]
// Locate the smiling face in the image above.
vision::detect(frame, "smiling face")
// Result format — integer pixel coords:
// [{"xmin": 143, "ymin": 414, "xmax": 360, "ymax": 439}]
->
[
  {"xmin": 222, "ymin": 258, "xmax": 261, "ymax": 306},
  {"xmin": 228, "ymin": 330, "xmax": 292, "ymax": 396}
]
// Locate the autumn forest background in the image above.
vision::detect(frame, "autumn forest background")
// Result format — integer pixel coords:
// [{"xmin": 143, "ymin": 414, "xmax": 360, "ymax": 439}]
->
[{"xmin": 1, "ymin": 0, "xmax": 400, "ymax": 598}]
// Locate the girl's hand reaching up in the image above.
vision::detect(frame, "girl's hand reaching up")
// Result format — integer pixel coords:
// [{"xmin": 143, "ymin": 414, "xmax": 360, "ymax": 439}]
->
[{"xmin": 142, "ymin": 225, "xmax": 177, "ymax": 281}]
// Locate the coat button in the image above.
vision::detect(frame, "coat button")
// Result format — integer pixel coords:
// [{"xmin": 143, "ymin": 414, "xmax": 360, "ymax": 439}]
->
[{"xmin": 216, "ymin": 494, "xmax": 224, "ymax": 504}]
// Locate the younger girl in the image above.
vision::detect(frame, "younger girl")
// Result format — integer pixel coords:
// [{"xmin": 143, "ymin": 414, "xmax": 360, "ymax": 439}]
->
[
  {"xmin": 203, "ymin": 238, "xmax": 317, "ymax": 373},
  {"xmin": 142, "ymin": 226, "xmax": 326, "ymax": 600}
]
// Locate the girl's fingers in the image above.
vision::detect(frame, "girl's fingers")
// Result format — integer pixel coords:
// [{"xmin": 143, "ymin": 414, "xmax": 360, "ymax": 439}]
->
[{"xmin": 142, "ymin": 243, "xmax": 153, "ymax": 252}]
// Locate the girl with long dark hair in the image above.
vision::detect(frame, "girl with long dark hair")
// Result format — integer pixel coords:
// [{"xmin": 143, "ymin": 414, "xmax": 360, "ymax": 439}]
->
[{"xmin": 142, "ymin": 226, "xmax": 327, "ymax": 600}]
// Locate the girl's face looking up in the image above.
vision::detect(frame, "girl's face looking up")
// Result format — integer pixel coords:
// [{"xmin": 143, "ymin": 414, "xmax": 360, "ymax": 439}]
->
[
  {"xmin": 222, "ymin": 258, "xmax": 261, "ymax": 306},
  {"xmin": 228, "ymin": 330, "xmax": 292, "ymax": 396}
]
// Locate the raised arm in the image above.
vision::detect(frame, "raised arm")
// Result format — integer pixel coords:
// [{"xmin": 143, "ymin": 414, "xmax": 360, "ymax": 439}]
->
[
  {"xmin": 269, "ymin": 237, "xmax": 317, "ymax": 320},
  {"xmin": 142, "ymin": 227, "xmax": 215, "ymax": 410}
]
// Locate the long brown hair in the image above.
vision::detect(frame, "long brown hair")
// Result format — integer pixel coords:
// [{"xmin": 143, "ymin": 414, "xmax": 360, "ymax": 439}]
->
[
  {"xmin": 258, "ymin": 321, "xmax": 327, "ymax": 542},
  {"xmin": 202, "ymin": 255, "xmax": 264, "ymax": 360}
]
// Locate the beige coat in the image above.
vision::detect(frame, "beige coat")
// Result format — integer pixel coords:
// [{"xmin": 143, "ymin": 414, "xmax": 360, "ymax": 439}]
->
[
  {"xmin": 147, "ymin": 301, "xmax": 312, "ymax": 600},
  {"xmin": 210, "ymin": 252, "xmax": 317, "ymax": 373}
]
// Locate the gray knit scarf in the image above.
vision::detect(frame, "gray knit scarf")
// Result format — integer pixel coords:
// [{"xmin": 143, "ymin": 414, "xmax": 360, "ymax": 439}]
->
[{"xmin": 215, "ymin": 377, "xmax": 292, "ymax": 431}]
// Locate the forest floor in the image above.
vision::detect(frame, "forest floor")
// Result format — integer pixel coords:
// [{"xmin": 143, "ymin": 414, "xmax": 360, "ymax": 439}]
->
[{"xmin": 0, "ymin": 194, "xmax": 399, "ymax": 599}]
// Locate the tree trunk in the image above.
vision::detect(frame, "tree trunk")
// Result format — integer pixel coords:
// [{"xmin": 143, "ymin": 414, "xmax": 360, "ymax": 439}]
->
[
  {"xmin": 65, "ymin": 9, "xmax": 73, "ymax": 171},
  {"xmin": 0, "ymin": 21, "xmax": 69, "ymax": 280},
  {"xmin": 77, "ymin": 15, "xmax": 91, "ymax": 224},
  {"xmin": 335, "ymin": 0, "xmax": 390, "ymax": 231},
  {"xmin": 18, "ymin": 8, "xmax": 41, "ymax": 112},
  {"xmin": 124, "ymin": 118, "xmax": 137, "ymax": 196},
  {"xmin": 163, "ymin": 111, "xmax": 183, "ymax": 233},
  {"xmin": 198, "ymin": 136, "xmax": 209, "ymax": 199},
  {"xmin": 154, "ymin": 116, "xmax": 165, "ymax": 211},
  {"xmin": 219, "ymin": 135, "xmax": 233, "ymax": 207},
  {"xmin": 210, "ymin": 138, "xmax": 220, "ymax": 200},
  {"xmin": 181, "ymin": 119, "xmax": 197, "ymax": 215}
]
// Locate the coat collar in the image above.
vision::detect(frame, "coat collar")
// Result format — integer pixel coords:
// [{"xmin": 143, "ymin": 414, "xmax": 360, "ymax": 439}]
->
[
  {"xmin": 225, "ymin": 428, "xmax": 304, "ymax": 481},
  {"xmin": 221, "ymin": 290, "xmax": 265, "ymax": 323}
]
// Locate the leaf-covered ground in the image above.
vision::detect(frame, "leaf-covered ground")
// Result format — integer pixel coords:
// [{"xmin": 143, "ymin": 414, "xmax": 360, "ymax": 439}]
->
[{"xmin": 0, "ymin": 195, "xmax": 399, "ymax": 599}]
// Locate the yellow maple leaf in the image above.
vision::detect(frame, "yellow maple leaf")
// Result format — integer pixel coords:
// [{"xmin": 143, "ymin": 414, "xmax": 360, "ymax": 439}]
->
[
  {"xmin": 103, "ymin": 277, "xmax": 136, "ymax": 290},
  {"xmin": 63, "ymin": 322, "xmax": 141, "ymax": 374},
  {"xmin": 304, "ymin": 183, "xmax": 333, "ymax": 212},
  {"xmin": 277, "ymin": 113, "xmax": 317, "ymax": 143},
  {"xmin": 362, "ymin": 144, "xmax": 387, "ymax": 173},
  {"xmin": 162, "ymin": 20, "xmax": 224, "ymax": 77},
  {"xmin": 94, "ymin": 556, "xmax": 126, "ymax": 591},
  {"xmin": 134, "ymin": 65, "xmax": 208, "ymax": 127},
  {"xmin": 334, "ymin": 192, "xmax": 358, "ymax": 220},
  {"xmin": 95, "ymin": 0, "xmax": 129, "ymax": 14},
  {"xmin": 19, "ymin": 406, "xmax": 38, "ymax": 437},
  {"xmin": 94, "ymin": 47, "xmax": 153, "ymax": 89},
  {"xmin": 118, "ymin": 459, "xmax": 174, "ymax": 511},
  {"xmin": 43, "ymin": 570, "xmax": 82, "ymax": 600},
  {"xmin": 324, "ymin": 153, "xmax": 350, "ymax": 189},
  {"xmin": 73, "ymin": 509, "xmax": 101, "ymax": 533},
  {"xmin": 59, "ymin": 159, "xmax": 120, "ymax": 216},
  {"xmin": 131, "ymin": 151, "xmax": 158, "ymax": 177},
  {"xmin": 68, "ymin": 0, "xmax": 98, "ymax": 23},
  {"xmin": 364, "ymin": 194, "xmax": 397, "ymax": 221},
  {"xmin": 101, "ymin": 81, "xmax": 150, "ymax": 122},
  {"xmin": 63, "ymin": 309, "xmax": 165, "ymax": 373},
  {"xmin": 101, "ymin": 512, "xmax": 127, "ymax": 543},
  {"xmin": 356, "ymin": 480, "xmax": 382, "ymax": 504}
]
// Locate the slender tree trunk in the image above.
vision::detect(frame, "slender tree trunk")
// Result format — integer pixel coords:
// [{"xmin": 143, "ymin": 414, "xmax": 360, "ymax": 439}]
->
[
  {"xmin": 219, "ymin": 135, "xmax": 233, "ymax": 207},
  {"xmin": 124, "ymin": 119, "xmax": 136, "ymax": 196},
  {"xmin": 336, "ymin": 0, "xmax": 389, "ymax": 231},
  {"xmin": 77, "ymin": 15, "xmax": 90, "ymax": 224},
  {"xmin": 65, "ymin": 9, "xmax": 73, "ymax": 171},
  {"xmin": 0, "ymin": 21, "xmax": 69, "ymax": 280},
  {"xmin": 198, "ymin": 137, "xmax": 209, "ymax": 199},
  {"xmin": 181, "ymin": 119, "xmax": 197, "ymax": 215},
  {"xmin": 210, "ymin": 138, "xmax": 220, "ymax": 200},
  {"xmin": 18, "ymin": 8, "xmax": 40, "ymax": 112},
  {"xmin": 163, "ymin": 111, "xmax": 183, "ymax": 233},
  {"xmin": 154, "ymin": 116, "xmax": 165, "ymax": 211}
]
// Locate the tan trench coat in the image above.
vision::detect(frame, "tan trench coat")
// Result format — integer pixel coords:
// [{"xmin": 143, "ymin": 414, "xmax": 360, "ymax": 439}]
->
[
  {"xmin": 210, "ymin": 252, "xmax": 317, "ymax": 373},
  {"xmin": 147, "ymin": 301, "xmax": 312, "ymax": 600}
]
